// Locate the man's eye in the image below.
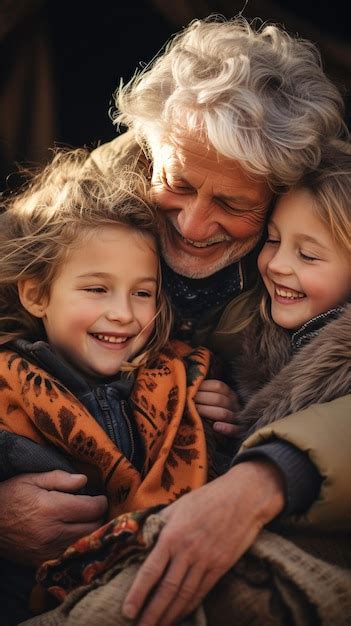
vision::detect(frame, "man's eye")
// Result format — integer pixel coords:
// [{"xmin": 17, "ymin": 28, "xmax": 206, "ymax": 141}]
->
[
  {"xmin": 219, "ymin": 199, "xmax": 267, "ymax": 219},
  {"xmin": 220, "ymin": 203, "xmax": 244, "ymax": 215},
  {"xmin": 162, "ymin": 175, "xmax": 191, "ymax": 193}
]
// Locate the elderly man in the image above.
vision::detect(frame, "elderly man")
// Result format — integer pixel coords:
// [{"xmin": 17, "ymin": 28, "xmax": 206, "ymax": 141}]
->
[{"xmin": 1, "ymin": 16, "xmax": 350, "ymax": 626}]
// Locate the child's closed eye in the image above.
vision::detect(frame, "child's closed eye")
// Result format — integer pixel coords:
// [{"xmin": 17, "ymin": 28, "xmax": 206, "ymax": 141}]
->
[
  {"xmin": 82, "ymin": 286, "xmax": 107, "ymax": 293},
  {"xmin": 266, "ymin": 237, "xmax": 280, "ymax": 245},
  {"xmin": 299, "ymin": 250, "xmax": 319, "ymax": 262}
]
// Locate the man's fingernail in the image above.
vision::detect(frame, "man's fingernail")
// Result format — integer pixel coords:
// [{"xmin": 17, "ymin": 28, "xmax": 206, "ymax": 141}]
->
[{"xmin": 123, "ymin": 604, "xmax": 136, "ymax": 619}]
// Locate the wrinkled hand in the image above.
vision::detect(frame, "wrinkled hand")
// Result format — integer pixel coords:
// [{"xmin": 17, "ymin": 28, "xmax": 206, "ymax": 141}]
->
[
  {"xmin": 195, "ymin": 379, "xmax": 240, "ymax": 437},
  {"xmin": 0, "ymin": 471, "xmax": 107, "ymax": 566},
  {"xmin": 123, "ymin": 459, "xmax": 285, "ymax": 626}
]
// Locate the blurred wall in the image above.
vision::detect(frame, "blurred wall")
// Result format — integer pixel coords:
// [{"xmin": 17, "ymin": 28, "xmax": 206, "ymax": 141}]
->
[{"xmin": 1, "ymin": 0, "xmax": 349, "ymax": 187}]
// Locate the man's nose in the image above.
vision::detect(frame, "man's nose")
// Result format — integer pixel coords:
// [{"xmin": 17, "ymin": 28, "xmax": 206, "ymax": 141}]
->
[{"xmin": 176, "ymin": 197, "xmax": 219, "ymax": 240}]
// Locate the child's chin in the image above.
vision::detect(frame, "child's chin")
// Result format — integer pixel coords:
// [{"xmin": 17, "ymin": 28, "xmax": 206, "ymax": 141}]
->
[
  {"xmin": 271, "ymin": 313, "xmax": 301, "ymax": 331},
  {"xmin": 85, "ymin": 367, "xmax": 121, "ymax": 381},
  {"xmin": 98, "ymin": 368, "xmax": 121, "ymax": 378}
]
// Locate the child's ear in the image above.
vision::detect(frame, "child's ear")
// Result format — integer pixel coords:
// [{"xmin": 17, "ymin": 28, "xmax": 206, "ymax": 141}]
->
[{"xmin": 18, "ymin": 279, "xmax": 48, "ymax": 318}]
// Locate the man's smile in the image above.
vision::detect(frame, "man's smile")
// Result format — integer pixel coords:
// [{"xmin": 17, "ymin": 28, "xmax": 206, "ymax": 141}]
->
[{"xmin": 167, "ymin": 219, "xmax": 232, "ymax": 250}]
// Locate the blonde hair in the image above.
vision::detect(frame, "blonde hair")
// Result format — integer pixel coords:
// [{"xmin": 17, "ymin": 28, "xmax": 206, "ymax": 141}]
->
[
  {"xmin": 260, "ymin": 141, "xmax": 351, "ymax": 321},
  {"xmin": 0, "ymin": 148, "xmax": 172, "ymax": 369},
  {"xmin": 298, "ymin": 143, "xmax": 351, "ymax": 255},
  {"xmin": 114, "ymin": 16, "xmax": 348, "ymax": 188}
]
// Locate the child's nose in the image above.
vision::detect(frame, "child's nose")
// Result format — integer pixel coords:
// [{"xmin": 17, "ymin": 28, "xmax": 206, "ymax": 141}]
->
[
  {"xmin": 106, "ymin": 297, "xmax": 134, "ymax": 324},
  {"xmin": 267, "ymin": 250, "xmax": 293, "ymax": 275}
]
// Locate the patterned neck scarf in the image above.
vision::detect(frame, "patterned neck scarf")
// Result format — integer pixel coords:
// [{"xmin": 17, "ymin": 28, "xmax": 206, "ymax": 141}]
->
[{"xmin": 161, "ymin": 259, "xmax": 243, "ymax": 334}]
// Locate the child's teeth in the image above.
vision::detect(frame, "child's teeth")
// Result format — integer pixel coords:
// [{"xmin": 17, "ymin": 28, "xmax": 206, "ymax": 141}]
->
[
  {"xmin": 95, "ymin": 334, "xmax": 127, "ymax": 343},
  {"xmin": 276, "ymin": 287, "xmax": 304, "ymax": 299}
]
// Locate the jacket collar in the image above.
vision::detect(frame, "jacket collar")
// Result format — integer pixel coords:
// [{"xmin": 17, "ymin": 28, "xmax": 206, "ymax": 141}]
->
[
  {"xmin": 290, "ymin": 306, "xmax": 345, "ymax": 352},
  {"xmin": 7, "ymin": 338, "xmax": 134, "ymax": 398}
]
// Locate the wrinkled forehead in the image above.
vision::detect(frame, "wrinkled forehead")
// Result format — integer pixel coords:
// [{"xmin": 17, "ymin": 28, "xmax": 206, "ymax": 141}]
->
[
  {"xmin": 150, "ymin": 128, "xmax": 235, "ymax": 166},
  {"xmin": 152, "ymin": 130, "xmax": 273, "ymax": 206}
]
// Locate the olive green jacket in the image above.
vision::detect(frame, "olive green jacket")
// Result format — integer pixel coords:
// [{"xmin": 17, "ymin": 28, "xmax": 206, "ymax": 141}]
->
[{"xmin": 89, "ymin": 132, "xmax": 351, "ymax": 530}]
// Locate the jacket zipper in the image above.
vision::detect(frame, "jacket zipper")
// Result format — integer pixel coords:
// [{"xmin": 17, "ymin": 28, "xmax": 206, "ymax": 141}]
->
[
  {"xmin": 120, "ymin": 401, "xmax": 135, "ymax": 463},
  {"xmin": 95, "ymin": 387, "xmax": 117, "ymax": 445},
  {"xmin": 95, "ymin": 387, "xmax": 135, "ymax": 461}
]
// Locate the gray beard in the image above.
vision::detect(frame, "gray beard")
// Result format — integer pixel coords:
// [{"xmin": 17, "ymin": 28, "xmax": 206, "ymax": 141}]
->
[{"xmin": 160, "ymin": 232, "xmax": 260, "ymax": 279}]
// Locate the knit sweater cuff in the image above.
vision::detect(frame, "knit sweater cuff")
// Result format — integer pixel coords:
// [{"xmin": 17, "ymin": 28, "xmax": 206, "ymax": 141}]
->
[{"xmin": 232, "ymin": 440, "xmax": 322, "ymax": 516}]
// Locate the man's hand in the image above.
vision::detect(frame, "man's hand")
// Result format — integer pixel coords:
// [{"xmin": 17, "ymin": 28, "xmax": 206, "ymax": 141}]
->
[
  {"xmin": 195, "ymin": 379, "xmax": 240, "ymax": 437},
  {"xmin": 0, "ymin": 471, "xmax": 107, "ymax": 566},
  {"xmin": 123, "ymin": 459, "xmax": 285, "ymax": 626}
]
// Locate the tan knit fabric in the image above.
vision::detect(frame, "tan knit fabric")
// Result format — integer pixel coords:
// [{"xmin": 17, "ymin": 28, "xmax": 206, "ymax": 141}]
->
[
  {"xmin": 21, "ymin": 515, "xmax": 206, "ymax": 626},
  {"xmin": 21, "ymin": 515, "xmax": 351, "ymax": 626}
]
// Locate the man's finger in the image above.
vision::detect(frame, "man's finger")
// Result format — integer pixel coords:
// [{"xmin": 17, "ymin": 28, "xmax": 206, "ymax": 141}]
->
[
  {"xmin": 195, "ymin": 391, "xmax": 240, "ymax": 413},
  {"xmin": 56, "ymin": 493, "xmax": 108, "ymax": 523},
  {"xmin": 158, "ymin": 563, "xmax": 205, "ymax": 626},
  {"xmin": 27, "ymin": 470, "xmax": 88, "ymax": 493},
  {"xmin": 195, "ymin": 404, "xmax": 236, "ymax": 422},
  {"xmin": 198, "ymin": 380, "xmax": 232, "ymax": 394},
  {"xmin": 213, "ymin": 421, "xmax": 240, "ymax": 437},
  {"xmin": 33, "ymin": 519, "xmax": 108, "ymax": 564},
  {"xmin": 195, "ymin": 391, "xmax": 235, "ymax": 410},
  {"xmin": 136, "ymin": 555, "xmax": 190, "ymax": 626},
  {"xmin": 177, "ymin": 567, "xmax": 224, "ymax": 620},
  {"xmin": 123, "ymin": 539, "xmax": 170, "ymax": 621}
]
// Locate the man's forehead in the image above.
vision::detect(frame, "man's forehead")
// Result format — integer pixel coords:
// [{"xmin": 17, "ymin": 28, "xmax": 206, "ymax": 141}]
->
[
  {"xmin": 166, "ymin": 133, "xmax": 236, "ymax": 168},
  {"xmin": 160, "ymin": 138, "xmax": 272, "ymax": 204}
]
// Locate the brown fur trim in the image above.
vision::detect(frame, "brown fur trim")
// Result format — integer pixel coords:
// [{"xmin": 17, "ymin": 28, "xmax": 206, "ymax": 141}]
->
[
  {"xmin": 236, "ymin": 305, "xmax": 351, "ymax": 440},
  {"xmin": 230, "ymin": 316, "xmax": 291, "ymax": 402}
]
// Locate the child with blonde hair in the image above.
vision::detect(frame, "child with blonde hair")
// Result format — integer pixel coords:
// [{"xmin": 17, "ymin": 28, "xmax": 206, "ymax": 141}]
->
[
  {"xmin": 0, "ymin": 149, "xmax": 216, "ymax": 623},
  {"xmin": 196, "ymin": 144, "xmax": 350, "ymax": 456}
]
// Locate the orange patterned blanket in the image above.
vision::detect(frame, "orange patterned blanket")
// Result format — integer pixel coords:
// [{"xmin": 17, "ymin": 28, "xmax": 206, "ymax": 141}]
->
[{"xmin": 0, "ymin": 340, "xmax": 211, "ymax": 519}]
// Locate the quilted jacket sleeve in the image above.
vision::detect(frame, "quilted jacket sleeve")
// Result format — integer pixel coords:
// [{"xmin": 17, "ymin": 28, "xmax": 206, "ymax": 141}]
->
[{"xmin": 241, "ymin": 395, "xmax": 351, "ymax": 529}]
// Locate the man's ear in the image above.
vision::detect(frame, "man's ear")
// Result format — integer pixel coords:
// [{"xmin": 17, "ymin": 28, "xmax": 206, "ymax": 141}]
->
[{"xmin": 17, "ymin": 279, "xmax": 48, "ymax": 318}]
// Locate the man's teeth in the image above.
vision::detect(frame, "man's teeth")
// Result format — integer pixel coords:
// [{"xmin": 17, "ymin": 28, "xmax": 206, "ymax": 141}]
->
[
  {"xmin": 275, "ymin": 287, "xmax": 304, "ymax": 299},
  {"xmin": 182, "ymin": 237, "xmax": 213, "ymax": 248},
  {"xmin": 94, "ymin": 334, "xmax": 128, "ymax": 343},
  {"xmin": 180, "ymin": 234, "xmax": 225, "ymax": 248}
]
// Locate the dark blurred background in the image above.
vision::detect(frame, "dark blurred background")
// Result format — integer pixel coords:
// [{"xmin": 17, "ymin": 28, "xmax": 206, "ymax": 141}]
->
[{"xmin": 1, "ymin": 0, "xmax": 350, "ymax": 187}]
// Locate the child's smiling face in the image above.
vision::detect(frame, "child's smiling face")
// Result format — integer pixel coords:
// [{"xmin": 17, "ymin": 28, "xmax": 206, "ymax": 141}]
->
[
  {"xmin": 258, "ymin": 188, "xmax": 350, "ymax": 330},
  {"xmin": 31, "ymin": 224, "xmax": 158, "ymax": 379}
]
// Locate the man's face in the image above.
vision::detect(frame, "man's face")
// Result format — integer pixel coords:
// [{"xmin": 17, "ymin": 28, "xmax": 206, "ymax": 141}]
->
[{"xmin": 150, "ymin": 132, "xmax": 273, "ymax": 278}]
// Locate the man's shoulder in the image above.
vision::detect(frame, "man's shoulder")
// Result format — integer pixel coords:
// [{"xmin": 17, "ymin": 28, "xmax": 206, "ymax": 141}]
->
[{"xmin": 88, "ymin": 130, "xmax": 142, "ymax": 173}]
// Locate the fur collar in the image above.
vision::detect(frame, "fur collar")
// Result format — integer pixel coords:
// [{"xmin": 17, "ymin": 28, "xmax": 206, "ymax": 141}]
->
[{"xmin": 233, "ymin": 304, "xmax": 351, "ymax": 441}]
